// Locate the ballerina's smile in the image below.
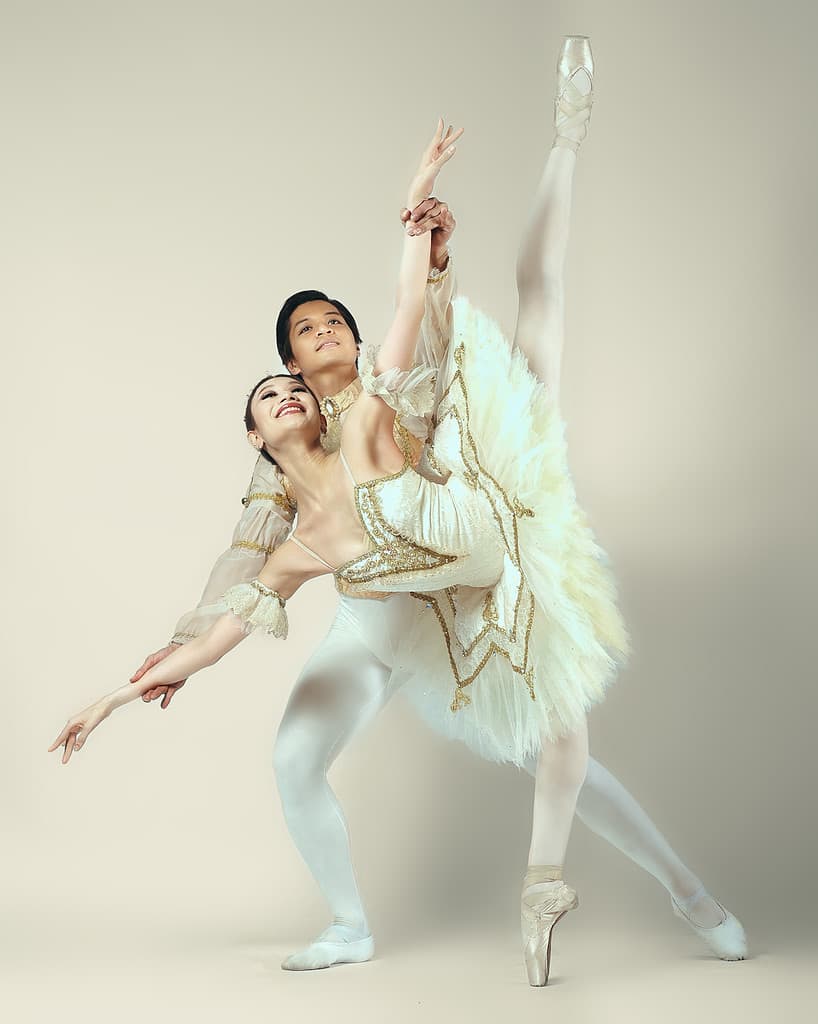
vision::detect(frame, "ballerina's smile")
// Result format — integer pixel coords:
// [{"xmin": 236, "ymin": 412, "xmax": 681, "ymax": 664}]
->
[{"xmin": 276, "ymin": 399, "xmax": 305, "ymax": 415}]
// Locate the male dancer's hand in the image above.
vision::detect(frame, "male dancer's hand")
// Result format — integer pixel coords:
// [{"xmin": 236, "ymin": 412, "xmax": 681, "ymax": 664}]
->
[
  {"xmin": 129, "ymin": 643, "xmax": 187, "ymax": 709},
  {"xmin": 399, "ymin": 195, "xmax": 456, "ymax": 271}
]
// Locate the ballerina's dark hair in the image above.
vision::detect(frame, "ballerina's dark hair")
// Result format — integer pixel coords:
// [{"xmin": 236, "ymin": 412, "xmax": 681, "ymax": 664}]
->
[
  {"xmin": 244, "ymin": 373, "xmax": 321, "ymax": 468},
  {"xmin": 275, "ymin": 289, "xmax": 363, "ymax": 367}
]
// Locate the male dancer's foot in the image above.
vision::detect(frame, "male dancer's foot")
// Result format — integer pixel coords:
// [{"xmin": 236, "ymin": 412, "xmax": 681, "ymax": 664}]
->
[
  {"xmin": 670, "ymin": 884, "xmax": 748, "ymax": 960},
  {"xmin": 281, "ymin": 920, "xmax": 374, "ymax": 971}
]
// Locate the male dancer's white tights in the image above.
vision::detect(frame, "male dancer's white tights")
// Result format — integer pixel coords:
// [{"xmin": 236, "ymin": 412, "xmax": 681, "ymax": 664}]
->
[
  {"xmin": 274, "ymin": 597, "xmax": 722, "ymax": 966},
  {"xmin": 275, "ymin": 139, "xmax": 724, "ymax": 966}
]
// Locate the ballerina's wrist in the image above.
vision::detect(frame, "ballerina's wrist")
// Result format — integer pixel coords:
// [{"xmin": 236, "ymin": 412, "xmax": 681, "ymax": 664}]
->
[{"xmin": 406, "ymin": 186, "xmax": 430, "ymax": 210}]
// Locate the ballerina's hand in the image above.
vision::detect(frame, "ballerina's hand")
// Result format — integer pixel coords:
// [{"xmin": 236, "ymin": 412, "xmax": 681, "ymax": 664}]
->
[
  {"xmin": 407, "ymin": 118, "xmax": 464, "ymax": 209},
  {"xmin": 48, "ymin": 699, "xmax": 112, "ymax": 765}
]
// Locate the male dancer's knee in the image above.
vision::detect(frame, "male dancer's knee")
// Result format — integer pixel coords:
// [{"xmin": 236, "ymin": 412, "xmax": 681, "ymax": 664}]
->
[{"xmin": 273, "ymin": 725, "xmax": 328, "ymax": 804}]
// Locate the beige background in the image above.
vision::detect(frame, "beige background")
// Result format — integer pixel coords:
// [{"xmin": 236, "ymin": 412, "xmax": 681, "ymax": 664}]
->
[{"xmin": 3, "ymin": 0, "xmax": 816, "ymax": 1020}]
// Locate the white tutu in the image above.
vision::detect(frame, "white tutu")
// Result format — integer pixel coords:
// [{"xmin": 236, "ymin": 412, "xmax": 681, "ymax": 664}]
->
[{"xmin": 339, "ymin": 295, "xmax": 633, "ymax": 767}]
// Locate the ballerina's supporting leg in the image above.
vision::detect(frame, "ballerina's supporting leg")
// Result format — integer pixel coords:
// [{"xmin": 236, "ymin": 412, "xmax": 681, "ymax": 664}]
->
[
  {"xmin": 528, "ymin": 716, "xmax": 589, "ymax": 865},
  {"xmin": 273, "ymin": 616, "xmax": 394, "ymax": 970},
  {"xmin": 520, "ymin": 750, "xmax": 726, "ymax": 927},
  {"xmin": 520, "ymin": 717, "xmax": 588, "ymax": 986}
]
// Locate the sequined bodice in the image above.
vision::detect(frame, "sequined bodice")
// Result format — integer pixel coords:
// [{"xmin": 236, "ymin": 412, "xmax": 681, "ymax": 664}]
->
[{"xmin": 333, "ymin": 449, "xmax": 505, "ymax": 596}]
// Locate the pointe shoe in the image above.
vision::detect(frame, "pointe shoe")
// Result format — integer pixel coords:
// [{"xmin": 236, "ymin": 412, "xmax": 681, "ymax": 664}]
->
[
  {"xmin": 281, "ymin": 923, "xmax": 375, "ymax": 971},
  {"xmin": 670, "ymin": 890, "xmax": 749, "ymax": 961},
  {"xmin": 554, "ymin": 35, "xmax": 595, "ymax": 152},
  {"xmin": 520, "ymin": 879, "xmax": 579, "ymax": 986}
]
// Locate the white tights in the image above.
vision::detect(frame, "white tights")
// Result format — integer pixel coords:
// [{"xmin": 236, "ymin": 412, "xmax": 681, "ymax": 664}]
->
[
  {"xmin": 274, "ymin": 137, "xmax": 722, "ymax": 956},
  {"xmin": 274, "ymin": 597, "xmax": 716, "ymax": 945}
]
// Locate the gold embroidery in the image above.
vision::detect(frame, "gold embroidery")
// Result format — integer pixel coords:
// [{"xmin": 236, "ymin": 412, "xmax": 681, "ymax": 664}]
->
[
  {"xmin": 404, "ymin": 335, "xmax": 540, "ymax": 710},
  {"xmin": 333, "ymin": 459, "xmax": 459, "ymax": 587},
  {"xmin": 451, "ymin": 686, "xmax": 471, "ymax": 710},
  {"xmin": 423, "ymin": 442, "xmax": 447, "ymax": 477},
  {"xmin": 512, "ymin": 498, "xmax": 535, "ymax": 518},
  {"xmin": 242, "ymin": 491, "xmax": 294, "ymax": 511},
  {"xmin": 231, "ymin": 539, "xmax": 276, "ymax": 554},
  {"xmin": 334, "ymin": 576, "xmax": 392, "ymax": 602},
  {"xmin": 410, "ymin": 585, "xmax": 537, "ymax": 707},
  {"xmin": 249, "ymin": 578, "xmax": 281, "ymax": 598},
  {"xmin": 427, "ymin": 252, "xmax": 451, "ymax": 283},
  {"xmin": 330, "ymin": 331, "xmax": 541, "ymax": 714},
  {"xmin": 320, "ymin": 376, "xmax": 363, "ymax": 453},
  {"xmin": 393, "ymin": 416, "xmax": 424, "ymax": 466},
  {"xmin": 483, "ymin": 592, "xmax": 498, "ymax": 624}
]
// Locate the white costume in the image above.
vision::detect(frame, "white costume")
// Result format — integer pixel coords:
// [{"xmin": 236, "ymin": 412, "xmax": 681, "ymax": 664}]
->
[
  {"xmin": 325, "ymin": 298, "xmax": 632, "ymax": 767},
  {"xmin": 167, "ymin": 252, "xmax": 740, "ymax": 968}
]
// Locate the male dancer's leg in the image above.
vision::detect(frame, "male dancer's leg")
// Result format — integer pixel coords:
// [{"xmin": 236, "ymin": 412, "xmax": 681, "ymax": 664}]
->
[
  {"xmin": 511, "ymin": 105, "xmax": 725, "ymax": 927},
  {"xmin": 273, "ymin": 599, "xmax": 394, "ymax": 969}
]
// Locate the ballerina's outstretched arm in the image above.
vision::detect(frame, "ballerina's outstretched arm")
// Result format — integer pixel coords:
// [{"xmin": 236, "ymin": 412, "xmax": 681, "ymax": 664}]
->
[{"xmin": 47, "ymin": 542, "xmax": 311, "ymax": 764}]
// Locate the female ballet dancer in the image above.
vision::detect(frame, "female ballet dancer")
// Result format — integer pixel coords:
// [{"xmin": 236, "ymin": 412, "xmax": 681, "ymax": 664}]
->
[
  {"xmin": 46, "ymin": 64, "xmax": 741, "ymax": 983},
  {"xmin": 62, "ymin": 38, "xmax": 747, "ymax": 976}
]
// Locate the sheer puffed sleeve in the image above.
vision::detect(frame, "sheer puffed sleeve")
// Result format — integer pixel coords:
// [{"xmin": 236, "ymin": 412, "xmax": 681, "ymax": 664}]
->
[
  {"xmin": 385, "ymin": 249, "xmax": 456, "ymax": 462},
  {"xmin": 359, "ymin": 344, "xmax": 438, "ymax": 439},
  {"xmin": 414, "ymin": 248, "xmax": 456, "ymax": 372},
  {"xmin": 168, "ymin": 454, "xmax": 295, "ymax": 645},
  {"xmin": 216, "ymin": 578, "xmax": 288, "ymax": 638}
]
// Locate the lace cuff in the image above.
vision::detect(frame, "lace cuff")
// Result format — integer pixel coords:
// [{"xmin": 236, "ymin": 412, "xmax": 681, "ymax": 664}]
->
[
  {"xmin": 219, "ymin": 578, "xmax": 288, "ymax": 638},
  {"xmin": 427, "ymin": 248, "xmax": 451, "ymax": 284},
  {"xmin": 359, "ymin": 345, "xmax": 437, "ymax": 439}
]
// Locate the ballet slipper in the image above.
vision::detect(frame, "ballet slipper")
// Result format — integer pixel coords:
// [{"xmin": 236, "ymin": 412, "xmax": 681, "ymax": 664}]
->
[
  {"xmin": 670, "ymin": 886, "xmax": 749, "ymax": 960},
  {"xmin": 280, "ymin": 923, "xmax": 375, "ymax": 971}
]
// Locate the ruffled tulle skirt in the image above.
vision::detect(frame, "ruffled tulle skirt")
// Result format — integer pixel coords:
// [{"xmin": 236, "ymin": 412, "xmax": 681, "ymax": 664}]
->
[{"xmin": 379, "ymin": 294, "xmax": 633, "ymax": 767}]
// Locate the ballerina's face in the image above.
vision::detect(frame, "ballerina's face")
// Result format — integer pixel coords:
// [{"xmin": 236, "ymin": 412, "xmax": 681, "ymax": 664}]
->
[
  {"xmin": 247, "ymin": 375, "xmax": 326, "ymax": 456},
  {"xmin": 285, "ymin": 301, "xmax": 359, "ymax": 377}
]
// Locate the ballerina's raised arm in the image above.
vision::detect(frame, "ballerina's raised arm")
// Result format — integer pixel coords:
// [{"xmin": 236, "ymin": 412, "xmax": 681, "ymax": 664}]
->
[{"xmin": 374, "ymin": 118, "xmax": 463, "ymax": 376}]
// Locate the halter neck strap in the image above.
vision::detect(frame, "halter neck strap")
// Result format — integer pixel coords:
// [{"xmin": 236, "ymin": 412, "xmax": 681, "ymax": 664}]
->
[
  {"xmin": 289, "ymin": 534, "xmax": 337, "ymax": 572},
  {"xmin": 338, "ymin": 448, "xmax": 358, "ymax": 486}
]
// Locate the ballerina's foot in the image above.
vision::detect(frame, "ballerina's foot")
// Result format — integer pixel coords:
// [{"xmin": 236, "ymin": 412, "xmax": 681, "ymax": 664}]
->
[
  {"xmin": 671, "ymin": 886, "xmax": 748, "ymax": 960},
  {"xmin": 281, "ymin": 923, "xmax": 375, "ymax": 971},
  {"xmin": 553, "ymin": 37, "xmax": 595, "ymax": 152}
]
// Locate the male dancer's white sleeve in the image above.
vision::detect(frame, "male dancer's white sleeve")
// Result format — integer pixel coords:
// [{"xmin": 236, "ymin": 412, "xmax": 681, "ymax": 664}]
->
[{"xmin": 414, "ymin": 248, "xmax": 456, "ymax": 372}]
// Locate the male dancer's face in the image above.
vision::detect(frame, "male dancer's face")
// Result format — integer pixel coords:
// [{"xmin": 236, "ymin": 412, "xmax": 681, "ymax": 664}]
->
[{"xmin": 285, "ymin": 301, "xmax": 359, "ymax": 379}]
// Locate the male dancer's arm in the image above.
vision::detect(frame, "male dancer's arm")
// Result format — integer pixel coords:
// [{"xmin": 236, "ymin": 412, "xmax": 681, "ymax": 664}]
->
[{"xmin": 402, "ymin": 198, "xmax": 457, "ymax": 371}]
